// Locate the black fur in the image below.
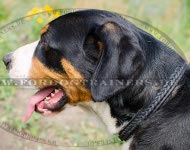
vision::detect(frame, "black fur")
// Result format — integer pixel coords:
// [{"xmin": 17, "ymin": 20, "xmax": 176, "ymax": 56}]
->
[{"xmin": 35, "ymin": 9, "xmax": 190, "ymax": 149}]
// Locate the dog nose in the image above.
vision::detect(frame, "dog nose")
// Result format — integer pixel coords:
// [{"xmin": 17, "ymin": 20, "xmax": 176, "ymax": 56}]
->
[{"xmin": 2, "ymin": 53, "xmax": 13, "ymax": 70}]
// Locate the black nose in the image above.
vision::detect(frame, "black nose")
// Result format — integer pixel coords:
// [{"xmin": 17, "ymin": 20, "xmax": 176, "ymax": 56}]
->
[{"xmin": 2, "ymin": 53, "xmax": 13, "ymax": 70}]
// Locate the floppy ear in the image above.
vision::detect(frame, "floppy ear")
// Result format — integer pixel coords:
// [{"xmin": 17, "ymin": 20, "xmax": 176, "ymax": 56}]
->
[{"xmin": 91, "ymin": 22, "xmax": 145, "ymax": 102}]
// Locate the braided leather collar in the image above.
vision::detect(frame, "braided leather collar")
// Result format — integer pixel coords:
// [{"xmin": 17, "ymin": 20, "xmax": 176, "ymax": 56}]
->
[{"xmin": 119, "ymin": 63, "xmax": 188, "ymax": 141}]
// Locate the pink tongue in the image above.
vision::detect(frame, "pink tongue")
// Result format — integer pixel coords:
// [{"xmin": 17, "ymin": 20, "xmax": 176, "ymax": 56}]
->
[{"xmin": 22, "ymin": 87, "xmax": 55, "ymax": 123}]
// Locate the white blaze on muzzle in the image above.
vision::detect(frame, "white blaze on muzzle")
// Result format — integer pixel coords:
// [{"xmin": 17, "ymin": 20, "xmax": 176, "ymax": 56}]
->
[{"xmin": 9, "ymin": 40, "xmax": 39, "ymax": 79}]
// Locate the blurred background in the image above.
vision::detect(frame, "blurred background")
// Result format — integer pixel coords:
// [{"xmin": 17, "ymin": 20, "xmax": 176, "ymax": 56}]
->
[{"xmin": 0, "ymin": 0, "xmax": 190, "ymax": 150}]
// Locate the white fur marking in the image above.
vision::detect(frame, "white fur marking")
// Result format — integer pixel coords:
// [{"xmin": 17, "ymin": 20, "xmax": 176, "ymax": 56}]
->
[
  {"xmin": 78, "ymin": 101, "xmax": 120, "ymax": 135},
  {"xmin": 121, "ymin": 137, "xmax": 133, "ymax": 150},
  {"xmin": 9, "ymin": 40, "xmax": 39, "ymax": 79},
  {"xmin": 79, "ymin": 101, "xmax": 133, "ymax": 150}
]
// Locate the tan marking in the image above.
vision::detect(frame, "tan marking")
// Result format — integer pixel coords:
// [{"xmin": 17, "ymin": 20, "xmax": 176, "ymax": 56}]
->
[
  {"xmin": 97, "ymin": 41, "xmax": 103, "ymax": 57},
  {"xmin": 61, "ymin": 58, "xmax": 92, "ymax": 103},
  {"xmin": 40, "ymin": 24, "xmax": 49, "ymax": 35},
  {"xmin": 104, "ymin": 22, "xmax": 117, "ymax": 31},
  {"xmin": 29, "ymin": 57, "xmax": 92, "ymax": 104},
  {"xmin": 61, "ymin": 58, "xmax": 83, "ymax": 79}
]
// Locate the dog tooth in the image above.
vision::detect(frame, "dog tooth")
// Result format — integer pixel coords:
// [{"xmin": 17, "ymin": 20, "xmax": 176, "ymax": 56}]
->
[
  {"xmin": 45, "ymin": 96, "xmax": 51, "ymax": 100},
  {"xmin": 54, "ymin": 89, "xmax": 59, "ymax": 93},
  {"xmin": 51, "ymin": 93, "xmax": 55, "ymax": 97}
]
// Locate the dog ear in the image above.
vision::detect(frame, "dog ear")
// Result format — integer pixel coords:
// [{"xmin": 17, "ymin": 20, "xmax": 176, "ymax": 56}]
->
[{"xmin": 91, "ymin": 22, "xmax": 145, "ymax": 102}]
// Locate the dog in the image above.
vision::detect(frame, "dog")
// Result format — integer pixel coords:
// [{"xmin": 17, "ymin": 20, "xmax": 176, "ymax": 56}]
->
[{"xmin": 3, "ymin": 9, "xmax": 190, "ymax": 150}]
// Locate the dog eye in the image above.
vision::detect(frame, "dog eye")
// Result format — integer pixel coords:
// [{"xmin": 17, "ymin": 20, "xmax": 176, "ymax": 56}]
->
[{"xmin": 44, "ymin": 46, "xmax": 58, "ymax": 57}]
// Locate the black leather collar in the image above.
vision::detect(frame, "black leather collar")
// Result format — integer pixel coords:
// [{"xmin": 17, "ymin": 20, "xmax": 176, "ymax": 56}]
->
[{"xmin": 119, "ymin": 63, "xmax": 188, "ymax": 141}]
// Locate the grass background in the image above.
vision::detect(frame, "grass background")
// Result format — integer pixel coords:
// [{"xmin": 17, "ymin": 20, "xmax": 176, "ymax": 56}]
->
[{"xmin": 0, "ymin": 0, "xmax": 190, "ymax": 150}]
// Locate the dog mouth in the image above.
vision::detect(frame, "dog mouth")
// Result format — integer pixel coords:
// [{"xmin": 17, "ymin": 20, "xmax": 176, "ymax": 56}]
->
[{"xmin": 22, "ymin": 86, "xmax": 67, "ymax": 122}]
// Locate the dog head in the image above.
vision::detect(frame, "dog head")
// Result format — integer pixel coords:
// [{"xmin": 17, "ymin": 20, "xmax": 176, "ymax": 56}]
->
[{"xmin": 2, "ymin": 10, "xmax": 146, "ymax": 119}]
